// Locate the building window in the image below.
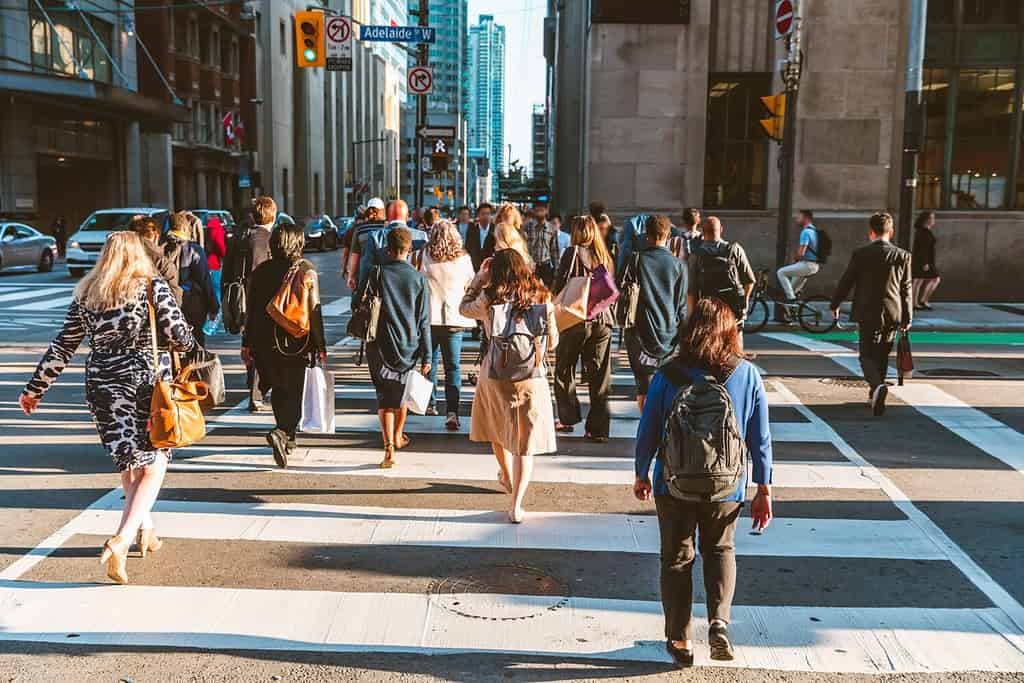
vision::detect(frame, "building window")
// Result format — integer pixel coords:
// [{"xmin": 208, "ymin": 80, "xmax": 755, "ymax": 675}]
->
[
  {"xmin": 29, "ymin": 8, "xmax": 113, "ymax": 83},
  {"xmin": 188, "ymin": 17, "xmax": 200, "ymax": 60},
  {"xmin": 279, "ymin": 20, "xmax": 287, "ymax": 56},
  {"xmin": 921, "ymin": 0, "xmax": 1024, "ymax": 209},
  {"xmin": 703, "ymin": 74, "xmax": 771, "ymax": 210}
]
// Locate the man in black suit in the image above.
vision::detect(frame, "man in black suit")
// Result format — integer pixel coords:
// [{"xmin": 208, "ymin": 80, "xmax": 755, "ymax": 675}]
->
[
  {"xmin": 466, "ymin": 202, "xmax": 495, "ymax": 271},
  {"xmin": 830, "ymin": 212, "xmax": 912, "ymax": 416}
]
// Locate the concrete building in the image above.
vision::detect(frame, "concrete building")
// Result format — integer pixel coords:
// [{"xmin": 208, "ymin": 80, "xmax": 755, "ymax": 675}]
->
[
  {"xmin": 468, "ymin": 14, "xmax": 505, "ymax": 191},
  {"xmin": 547, "ymin": 0, "xmax": 1024, "ymax": 300},
  {"xmin": 531, "ymin": 103, "xmax": 549, "ymax": 182},
  {"xmin": 467, "ymin": 147, "xmax": 492, "ymax": 207},
  {"xmin": 0, "ymin": 0, "xmax": 186, "ymax": 231}
]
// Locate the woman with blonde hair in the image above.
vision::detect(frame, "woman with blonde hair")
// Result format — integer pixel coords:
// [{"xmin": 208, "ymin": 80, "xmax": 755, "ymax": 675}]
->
[
  {"xmin": 419, "ymin": 220, "xmax": 475, "ymax": 428},
  {"xmin": 20, "ymin": 231, "xmax": 195, "ymax": 584},
  {"xmin": 494, "ymin": 203, "xmax": 523, "ymax": 233},
  {"xmin": 552, "ymin": 215, "xmax": 616, "ymax": 441},
  {"xmin": 490, "ymin": 222, "xmax": 532, "ymax": 267},
  {"xmin": 461, "ymin": 249, "xmax": 559, "ymax": 523}
]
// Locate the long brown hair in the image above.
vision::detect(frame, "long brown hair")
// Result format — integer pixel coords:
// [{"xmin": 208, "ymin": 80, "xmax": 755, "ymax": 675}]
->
[
  {"xmin": 570, "ymin": 215, "xmax": 613, "ymax": 272},
  {"xmin": 485, "ymin": 249, "xmax": 549, "ymax": 310},
  {"xmin": 677, "ymin": 297, "xmax": 742, "ymax": 376}
]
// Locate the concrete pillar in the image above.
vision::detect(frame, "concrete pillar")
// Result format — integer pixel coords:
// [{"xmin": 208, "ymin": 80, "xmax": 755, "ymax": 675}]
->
[
  {"xmin": 0, "ymin": 101, "xmax": 38, "ymax": 218},
  {"xmin": 211, "ymin": 171, "xmax": 222, "ymax": 209},
  {"xmin": 125, "ymin": 122, "xmax": 143, "ymax": 206},
  {"xmin": 141, "ymin": 132, "xmax": 174, "ymax": 208},
  {"xmin": 196, "ymin": 171, "xmax": 208, "ymax": 207}
]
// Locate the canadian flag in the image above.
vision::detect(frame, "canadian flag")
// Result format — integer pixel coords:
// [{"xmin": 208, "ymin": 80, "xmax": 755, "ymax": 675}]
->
[{"xmin": 223, "ymin": 112, "xmax": 236, "ymax": 146}]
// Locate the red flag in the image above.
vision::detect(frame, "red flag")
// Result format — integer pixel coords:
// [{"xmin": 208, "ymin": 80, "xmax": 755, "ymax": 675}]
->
[{"xmin": 223, "ymin": 112, "xmax": 236, "ymax": 146}]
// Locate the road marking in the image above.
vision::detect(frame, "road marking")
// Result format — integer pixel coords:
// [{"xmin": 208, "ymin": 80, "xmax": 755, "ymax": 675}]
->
[
  {"xmin": 8, "ymin": 293, "xmax": 74, "ymax": 311},
  {"xmin": 321, "ymin": 296, "xmax": 351, "ymax": 317},
  {"xmin": 67, "ymin": 499, "xmax": 946, "ymax": 560},
  {"xmin": 0, "ymin": 286, "xmax": 69, "ymax": 304},
  {"xmin": 0, "ymin": 584, "xmax": 1019, "ymax": 673}
]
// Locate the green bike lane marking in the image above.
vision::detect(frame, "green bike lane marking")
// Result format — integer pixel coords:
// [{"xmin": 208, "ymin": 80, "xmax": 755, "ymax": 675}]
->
[{"xmin": 799, "ymin": 331, "xmax": 1024, "ymax": 346}]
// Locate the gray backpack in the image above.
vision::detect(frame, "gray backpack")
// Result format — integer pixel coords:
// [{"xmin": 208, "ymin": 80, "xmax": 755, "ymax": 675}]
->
[
  {"xmin": 487, "ymin": 303, "xmax": 549, "ymax": 382},
  {"xmin": 658, "ymin": 358, "xmax": 747, "ymax": 501}
]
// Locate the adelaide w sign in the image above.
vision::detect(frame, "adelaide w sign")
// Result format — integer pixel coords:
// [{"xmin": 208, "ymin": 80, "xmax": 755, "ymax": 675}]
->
[{"xmin": 591, "ymin": 0, "xmax": 690, "ymax": 24}]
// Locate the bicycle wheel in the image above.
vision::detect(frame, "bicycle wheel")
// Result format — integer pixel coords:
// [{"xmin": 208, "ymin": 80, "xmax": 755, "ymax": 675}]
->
[
  {"xmin": 797, "ymin": 295, "xmax": 837, "ymax": 333},
  {"xmin": 744, "ymin": 297, "xmax": 770, "ymax": 334}
]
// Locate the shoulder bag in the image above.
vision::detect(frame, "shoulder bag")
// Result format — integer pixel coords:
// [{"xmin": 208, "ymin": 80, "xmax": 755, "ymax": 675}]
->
[
  {"xmin": 552, "ymin": 247, "xmax": 589, "ymax": 332},
  {"xmin": 347, "ymin": 266, "xmax": 383, "ymax": 342}
]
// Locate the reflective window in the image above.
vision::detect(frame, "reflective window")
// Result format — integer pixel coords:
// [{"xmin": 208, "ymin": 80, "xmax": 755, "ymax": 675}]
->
[
  {"xmin": 703, "ymin": 74, "xmax": 771, "ymax": 210},
  {"xmin": 28, "ymin": 8, "xmax": 113, "ymax": 84}
]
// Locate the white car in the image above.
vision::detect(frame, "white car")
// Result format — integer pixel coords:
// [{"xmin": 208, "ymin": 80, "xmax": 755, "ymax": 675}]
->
[
  {"xmin": 66, "ymin": 208, "xmax": 169, "ymax": 277},
  {"xmin": 0, "ymin": 223, "xmax": 57, "ymax": 273}
]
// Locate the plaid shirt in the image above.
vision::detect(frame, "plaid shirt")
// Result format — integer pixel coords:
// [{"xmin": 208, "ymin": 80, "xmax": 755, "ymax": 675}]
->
[{"xmin": 525, "ymin": 220, "xmax": 559, "ymax": 265}]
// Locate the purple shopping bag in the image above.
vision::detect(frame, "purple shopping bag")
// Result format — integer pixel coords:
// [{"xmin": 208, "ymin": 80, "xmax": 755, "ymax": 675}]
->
[{"xmin": 587, "ymin": 264, "xmax": 619, "ymax": 319}]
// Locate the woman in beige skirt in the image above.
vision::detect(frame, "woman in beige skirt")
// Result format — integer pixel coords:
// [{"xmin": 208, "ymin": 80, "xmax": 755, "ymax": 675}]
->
[{"xmin": 461, "ymin": 249, "xmax": 559, "ymax": 523}]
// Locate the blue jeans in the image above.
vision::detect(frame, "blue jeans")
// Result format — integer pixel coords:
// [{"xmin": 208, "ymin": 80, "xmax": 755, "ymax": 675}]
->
[
  {"xmin": 428, "ymin": 326, "xmax": 464, "ymax": 414},
  {"xmin": 209, "ymin": 268, "xmax": 222, "ymax": 304}
]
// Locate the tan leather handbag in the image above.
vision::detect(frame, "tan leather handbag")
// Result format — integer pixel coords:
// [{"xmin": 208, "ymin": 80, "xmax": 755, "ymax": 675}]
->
[
  {"xmin": 552, "ymin": 247, "xmax": 589, "ymax": 332},
  {"xmin": 147, "ymin": 283, "xmax": 208, "ymax": 449},
  {"xmin": 267, "ymin": 261, "xmax": 317, "ymax": 339}
]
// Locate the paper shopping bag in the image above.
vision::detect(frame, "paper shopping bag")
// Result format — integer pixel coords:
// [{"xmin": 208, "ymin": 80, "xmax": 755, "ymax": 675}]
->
[
  {"xmin": 300, "ymin": 365, "xmax": 336, "ymax": 434},
  {"xmin": 402, "ymin": 368, "xmax": 433, "ymax": 415}
]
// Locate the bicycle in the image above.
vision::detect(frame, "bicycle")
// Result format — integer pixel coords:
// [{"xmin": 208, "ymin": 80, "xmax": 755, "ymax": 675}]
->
[{"xmin": 743, "ymin": 269, "xmax": 838, "ymax": 334}]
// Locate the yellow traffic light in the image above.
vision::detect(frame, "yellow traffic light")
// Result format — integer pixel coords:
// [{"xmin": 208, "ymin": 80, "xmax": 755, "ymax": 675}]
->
[
  {"xmin": 433, "ymin": 186, "xmax": 443, "ymax": 199},
  {"xmin": 447, "ymin": 190, "xmax": 454, "ymax": 200},
  {"xmin": 760, "ymin": 94, "xmax": 786, "ymax": 142},
  {"xmin": 294, "ymin": 11, "xmax": 325, "ymax": 68}
]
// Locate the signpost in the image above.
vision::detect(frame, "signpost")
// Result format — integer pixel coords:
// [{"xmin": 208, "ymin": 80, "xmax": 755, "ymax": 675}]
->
[
  {"xmin": 325, "ymin": 16, "xmax": 352, "ymax": 72},
  {"xmin": 359, "ymin": 25, "xmax": 436, "ymax": 43},
  {"xmin": 774, "ymin": 0, "xmax": 795, "ymax": 40},
  {"xmin": 417, "ymin": 125, "xmax": 457, "ymax": 139},
  {"xmin": 408, "ymin": 66, "xmax": 434, "ymax": 96}
]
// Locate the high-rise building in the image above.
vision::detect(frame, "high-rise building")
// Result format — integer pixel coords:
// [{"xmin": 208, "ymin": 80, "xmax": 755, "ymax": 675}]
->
[
  {"xmin": 531, "ymin": 104, "xmax": 548, "ymax": 181},
  {"xmin": 468, "ymin": 14, "xmax": 505, "ymax": 187}
]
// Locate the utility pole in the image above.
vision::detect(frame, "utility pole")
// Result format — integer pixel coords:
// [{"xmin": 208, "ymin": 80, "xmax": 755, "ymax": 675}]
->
[
  {"xmin": 775, "ymin": 5, "xmax": 803, "ymax": 273},
  {"xmin": 898, "ymin": 0, "xmax": 928, "ymax": 249},
  {"xmin": 413, "ymin": 1, "xmax": 429, "ymax": 210}
]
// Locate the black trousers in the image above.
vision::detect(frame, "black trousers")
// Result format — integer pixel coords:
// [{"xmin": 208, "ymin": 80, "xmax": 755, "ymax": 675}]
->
[
  {"xmin": 553, "ymin": 322, "xmax": 612, "ymax": 437},
  {"xmin": 858, "ymin": 326, "xmax": 896, "ymax": 390},
  {"xmin": 254, "ymin": 347, "xmax": 307, "ymax": 438},
  {"xmin": 655, "ymin": 496, "xmax": 741, "ymax": 641}
]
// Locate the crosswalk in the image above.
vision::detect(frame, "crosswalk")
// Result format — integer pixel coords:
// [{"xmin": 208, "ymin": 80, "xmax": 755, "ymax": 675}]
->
[
  {"xmin": 0, "ymin": 283, "xmax": 76, "ymax": 331},
  {"xmin": 2, "ymin": 336, "xmax": 1024, "ymax": 676}
]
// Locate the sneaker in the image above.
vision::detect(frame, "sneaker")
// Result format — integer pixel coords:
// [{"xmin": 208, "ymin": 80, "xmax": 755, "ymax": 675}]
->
[
  {"xmin": 248, "ymin": 398, "xmax": 266, "ymax": 413},
  {"xmin": 445, "ymin": 412, "xmax": 460, "ymax": 431},
  {"xmin": 665, "ymin": 641, "xmax": 694, "ymax": 669},
  {"xmin": 708, "ymin": 623, "xmax": 734, "ymax": 661},
  {"xmin": 286, "ymin": 438, "xmax": 297, "ymax": 455},
  {"xmin": 266, "ymin": 429, "xmax": 289, "ymax": 469},
  {"xmin": 871, "ymin": 384, "xmax": 889, "ymax": 417}
]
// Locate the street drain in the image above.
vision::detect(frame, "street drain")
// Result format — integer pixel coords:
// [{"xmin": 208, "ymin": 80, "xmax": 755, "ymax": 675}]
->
[
  {"xmin": 819, "ymin": 377, "xmax": 869, "ymax": 389},
  {"xmin": 918, "ymin": 368, "xmax": 999, "ymax": 378},
  {"xmin": 427, "ymin": 564, "xmax": 570, "ymax": 621}
]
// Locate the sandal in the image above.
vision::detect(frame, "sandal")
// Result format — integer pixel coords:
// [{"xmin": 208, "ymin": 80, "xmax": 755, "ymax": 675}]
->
[
  {"xmin": 380, "ymin": 443, "xmax": 395, "ymax": 469},
  {"xmin": 397, "ymin": 434, "xmax": 411, "ymax": 450},
  {"xmin": 497, "ymin": 470, "xmax": 512, "ymax": 493}
]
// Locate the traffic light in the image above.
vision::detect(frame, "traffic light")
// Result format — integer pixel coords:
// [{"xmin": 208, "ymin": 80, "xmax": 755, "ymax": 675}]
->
[
  {"xmin": 433, "ymin": 186, "xmax": 443, "ymax": 199},
  {"xmin": 294, "ymin": 11, "xmax": 325, "ymax": 68},
  {"xmin": 760, "ymin": 94, "xmax": 786, "ymax": 142}
]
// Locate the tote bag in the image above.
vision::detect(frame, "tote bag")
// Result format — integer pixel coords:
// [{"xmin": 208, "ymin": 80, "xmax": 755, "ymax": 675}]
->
[
  {"xmin": 300, "ymin": 365, "xmax": 336, "ymax": 434},
  {"xmin": 587, "ymin": 263, "xmax": 619, "ymax": 319},
  {"xmin": 552, "ymin": 248, "xmax": 589, "ymax": 332},
  {"xmin": 401, "ymin": 368, "xmax": 433, "ymax": 415}
]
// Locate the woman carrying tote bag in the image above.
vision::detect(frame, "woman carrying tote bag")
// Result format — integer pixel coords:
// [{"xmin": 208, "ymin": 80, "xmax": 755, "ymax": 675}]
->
[{"xmin": 551, "ymin": 215, "xmax": 616, "ymax": 442}]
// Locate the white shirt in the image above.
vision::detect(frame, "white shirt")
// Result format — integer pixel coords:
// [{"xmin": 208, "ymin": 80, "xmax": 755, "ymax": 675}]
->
[{"xmin": 420, "ymin": 251, "xmax": 476, "ymax": 328}]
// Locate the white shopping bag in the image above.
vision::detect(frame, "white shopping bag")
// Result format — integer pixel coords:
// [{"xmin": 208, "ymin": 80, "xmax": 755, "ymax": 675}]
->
[
  {"xmin": 300, "ymin": 365, "xmax": 336, "ymax": 434},
  {"xmin": 401, "ymin": 368, "xmax": 433, "ymax": 415}
]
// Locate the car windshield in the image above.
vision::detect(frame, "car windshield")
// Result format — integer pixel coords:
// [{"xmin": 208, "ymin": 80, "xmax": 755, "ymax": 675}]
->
[{"xmin": 80, "ymin": 211, "xmax": 167, "ymax": 232}]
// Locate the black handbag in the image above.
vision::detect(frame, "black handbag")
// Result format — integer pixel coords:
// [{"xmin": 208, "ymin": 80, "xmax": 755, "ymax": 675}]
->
[
  {"xmin": 190, "ymin": 346, "xmax": 226, "ymax": 411},
  {"xmin": 616, "ymin": 252, "xmax": 641, "ymax": 329},
  {"xmin": 346, "ymin": 266, "xmax": 382, "ymax": 342},
  {"xmin": 897, "ymin": 331, "xmax": 914, "ymax": 386}
]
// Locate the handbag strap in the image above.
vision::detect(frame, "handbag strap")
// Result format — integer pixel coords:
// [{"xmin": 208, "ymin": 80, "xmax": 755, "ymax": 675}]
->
[{"xmin": 147, "ymin": 280, "xmax": 160, "ymax": 370}]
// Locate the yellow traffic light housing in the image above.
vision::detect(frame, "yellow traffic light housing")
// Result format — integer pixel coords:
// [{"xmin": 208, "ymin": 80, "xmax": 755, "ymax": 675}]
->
[
  {"xmin": 760, "ymin": 94, "xmax": 786, "ymax": 142},
  {"xmin": 295, "ymin": 11, "xmax": 325, "ymax": 68}
]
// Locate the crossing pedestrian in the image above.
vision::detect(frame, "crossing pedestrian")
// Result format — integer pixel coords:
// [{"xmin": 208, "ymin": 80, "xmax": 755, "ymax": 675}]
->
[
  {"xmin": 222, "ymin": 196, "xmax": 277, "ymax": 412},
  {"xmin": 466, "ymin": 202, "xmax": 495, "ymax": 272},
  {"xmin": 419, "ymin": 220, "xmax": 475, "ymax": 429},
  {"xmin": 490, "ymin": 220, "xmax": 533, "ymax": 268},
  {"xmin": 524, "ymin": 202, "xmax": 559, "ymax": 287},
  {"xmin": 346, "ymin": 198, "xmax": 389, "ymax": 292},
  {"xmin": 167, "ymin": 212, "xmax": 218, "ymax": 347},
  {"xmin": 686, "ymin": 216, "xmax": 756, "ymax": 338},
  {"xmin": 460, "ymin": 249, "xmax": 559, "ymax": 524},
  {"xmin": 912, "ymin": 210, "xmax": 941, "ymax": 310},
  {"xmin": 241, "ymin": 220, "xmax": 327, "ymax": 468},
  {"xmin": 455, "ymin": 205, "xmax": 473, "ymax": 242},
  {"xmin": 131, "ymin": 215, "xmax": 181, "ymax": 302},
  {"xmin": 634, "ymin": 296, "xmax": 773, "ymax": 668},
  {"xmin": 675, "ymin": 207, "xmax": 702, "ymax": 262},
  {"xmin": 620, "ymin": 215, "xmax": 687, "ymax": 411},
  {"xmin": 20, "ymin": 231, "xmax": 196, "ymax": 584},
  {"xmin": 357, "ymin": 227, "xmax": 431, "ymax": 469},
  {"xmin": 203, "ymin": 215, "xmax": 227, "ymax": 336},
  {"xmin": 830, "ymin": 212, "xmax": 912, "ymax": 416},
  {"xmin": 552, "ymin": 215, "xmax": 615, "ymax": 441},
  {"xmin": 551, "ymin": 212, "xmax": 570, "ymax": 259}
]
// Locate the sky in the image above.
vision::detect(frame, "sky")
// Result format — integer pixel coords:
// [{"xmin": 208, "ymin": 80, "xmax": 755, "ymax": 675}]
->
[{"xmin": 467, "ymin": 0, "xmax": 548, "ymax": 174}]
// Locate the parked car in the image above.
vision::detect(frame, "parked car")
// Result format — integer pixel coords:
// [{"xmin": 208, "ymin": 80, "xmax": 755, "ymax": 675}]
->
[
  {"xmin": 190, "ymin": 209, "xmax": 238, "ymax": 239},
  {"xmin": 0, "ymin": 223, "xmax": 58, "ymax": 273},
  {"xmin": 66, "ymin": 208, "xmax": 169, "ymax": 277},
  {"xmin": 304, "ymin": 215, "xmax": 339, "ymax": 252},
  {"xmin": 334, "ymin": 217, "xmax": 355, "ymax": 241}
]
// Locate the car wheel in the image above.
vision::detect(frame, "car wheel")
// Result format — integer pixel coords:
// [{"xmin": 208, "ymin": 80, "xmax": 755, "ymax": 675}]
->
[
  {"xmin": 38, "ymin": 250, "xmax": 54, "ymax": 273},
  {"xmin": 69, "ymin": 268, "xmax": 85, "ymax": 278}
]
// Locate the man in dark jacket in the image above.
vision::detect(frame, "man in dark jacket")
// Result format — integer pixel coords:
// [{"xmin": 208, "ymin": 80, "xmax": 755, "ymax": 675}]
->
[
  {"xmin": 465, "ymin": 202, "xmax": 495, "ymax": 272},
  {"xmin": 830, "ymin": 211, "xmax": 912, "ymax": 416},
  {"xmin": 131, "ymin": 215, "xmax": 182, "ymax": 302},
  {"xmin": 168, "ymin": 212, "xmax": 218, "ymax": 346}
]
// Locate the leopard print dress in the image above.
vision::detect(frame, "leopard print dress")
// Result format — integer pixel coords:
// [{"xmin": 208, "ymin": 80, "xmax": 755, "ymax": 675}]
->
[{"xmin": 24, "ymin": 278, "xmax": 196, "ymax": 472}]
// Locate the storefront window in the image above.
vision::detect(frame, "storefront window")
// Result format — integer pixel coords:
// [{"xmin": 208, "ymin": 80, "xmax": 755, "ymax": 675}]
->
[
  {"xmin": 950, "ymin": 69, "xmax": 1014, "ymax": 208},
  {"xmin": 28, "ymin": 8, "xmax": 113, "ymax": 84},
  {"xmin": 917, "ymin": 69, "xmax": 949, "ymax": 209},
  {"xmin": 703, "ymin": 74, "xmax": 770, "ymax": 210}
]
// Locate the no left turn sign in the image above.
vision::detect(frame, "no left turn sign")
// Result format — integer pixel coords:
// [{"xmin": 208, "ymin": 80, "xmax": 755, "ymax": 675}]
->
[{"xmin": 408, "ymin": 66, "xmax": 434, "ymax": 95}]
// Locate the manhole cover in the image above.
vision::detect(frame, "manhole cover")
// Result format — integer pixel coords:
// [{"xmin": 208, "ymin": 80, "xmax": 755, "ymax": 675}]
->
[
  {"xmin": 820, "ymin": 377, "xmax": 869, "ymax": 389},
  {"xmin": 427, "ymin": 564, "xmax": 570, "ymax": 621},
  {"xmin": 918, "ymin": 368, "xmax": 999, "ymax": 378}
]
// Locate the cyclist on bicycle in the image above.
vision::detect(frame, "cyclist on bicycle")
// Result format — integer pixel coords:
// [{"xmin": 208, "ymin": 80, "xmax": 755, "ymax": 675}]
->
[{"xmin": 776, "ymin": 209, "xmax": 821, "ymax": 303}]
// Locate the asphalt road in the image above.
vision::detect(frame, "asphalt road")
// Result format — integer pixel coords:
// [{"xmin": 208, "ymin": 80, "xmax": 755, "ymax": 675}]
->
[{"xmin": 0, "ymin": 251, "xmax": 1022, "ymax": 682}]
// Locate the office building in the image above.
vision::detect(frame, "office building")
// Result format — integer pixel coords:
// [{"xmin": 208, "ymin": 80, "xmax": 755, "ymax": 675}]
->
[
  {"xmin": 531, "ymin": 103, "xmax": 548, "ymax": 181},
  {"xmin": 468, "ymin": 14, "xmax": 505, "ymax": 191}
]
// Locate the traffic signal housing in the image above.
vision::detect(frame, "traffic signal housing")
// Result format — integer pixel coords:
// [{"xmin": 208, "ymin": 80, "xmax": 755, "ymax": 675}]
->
[
  {"xmin": 295, "ymin": 11, "xmax": 325, "ymax": 68},
  {"xmin": 760, "ymin": 94, "xmax": 786, "ymax": 142}
]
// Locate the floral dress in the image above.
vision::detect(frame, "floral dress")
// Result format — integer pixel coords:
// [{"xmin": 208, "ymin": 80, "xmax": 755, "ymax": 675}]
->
[{"xmin": 24, "ymin": 278, "xmax": 195, "ymax": 471}]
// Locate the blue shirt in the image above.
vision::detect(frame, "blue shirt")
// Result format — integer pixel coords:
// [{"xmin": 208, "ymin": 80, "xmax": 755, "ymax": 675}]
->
[
  {"xmin": 355, "ymin": 221, "xmax": 428, "ymax": 288},
  {"xmin": 634, "ymin": 360, "xmax": 773, "ymax": 501},
  {"xmin": 800, "ymin": 225, "xmax": 819, "ymax": 262}
]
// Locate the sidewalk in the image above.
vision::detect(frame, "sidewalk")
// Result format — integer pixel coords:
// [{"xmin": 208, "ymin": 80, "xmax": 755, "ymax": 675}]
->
[{"xmin": 766, "ymin": 303, "xmax": 1024, "ymax": 333}]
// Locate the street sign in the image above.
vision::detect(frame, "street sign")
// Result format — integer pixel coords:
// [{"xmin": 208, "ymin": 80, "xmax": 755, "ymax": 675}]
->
[
  {"xmin": 359, "ymin": 25, "xmax": 436, "ymax": 43},
  {"xmin": 417, "ymin": 125, "xmax": 457, "ymax": 139},
  {"xmin": 408, "ymin": 66, "xmax": 434, "ymax": 95},
  {"xmin": 325, "ymin": 16, "xmax": 352, "ymax": 72},
  {"xmin": 774, "ymin": 0, "xmax": 795, "ymax": 40}
]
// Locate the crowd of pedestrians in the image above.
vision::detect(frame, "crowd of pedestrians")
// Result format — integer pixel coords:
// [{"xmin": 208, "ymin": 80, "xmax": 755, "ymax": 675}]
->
[{"xmin": 17, "ymin": 193, "xmax": 931, "ymax": 667}]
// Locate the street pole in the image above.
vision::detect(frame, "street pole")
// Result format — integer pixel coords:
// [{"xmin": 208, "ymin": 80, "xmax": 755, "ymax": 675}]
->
[
  {"xmin": 898, "ymin": 0, "xmax": 928, "ymax": 249},
  {"xmin": 775, "ymin": 8, "xmax": 803, "ymax": 273},
  {"xmin": 414, "ymin": 1, "xmax": 429, "ymax": 210}
]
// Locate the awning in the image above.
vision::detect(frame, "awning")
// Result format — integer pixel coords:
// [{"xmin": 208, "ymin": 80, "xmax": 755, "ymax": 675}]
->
[{"xmin": 0, "ymin": 69, "xmax": 189, "ymax": 123}]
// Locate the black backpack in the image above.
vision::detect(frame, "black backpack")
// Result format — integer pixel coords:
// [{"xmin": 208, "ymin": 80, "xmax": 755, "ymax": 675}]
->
[
  {"xmin": 813, "ymin": 228, "xmax": 832, "ymax": 265},
  {"xmin": 658, "ymin": 358, "xmax": 747, "ymax": 502},
  {"xmin": 616, "ymin": 251, "xmax": 642, "ymax": 329},
  {"xmin": 221, "ymin": 231, "xmax": 252, "ymax": 335},
  {"xmin": 695, "ymin": 242, "xmax": 745, "ymax": 318}
]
